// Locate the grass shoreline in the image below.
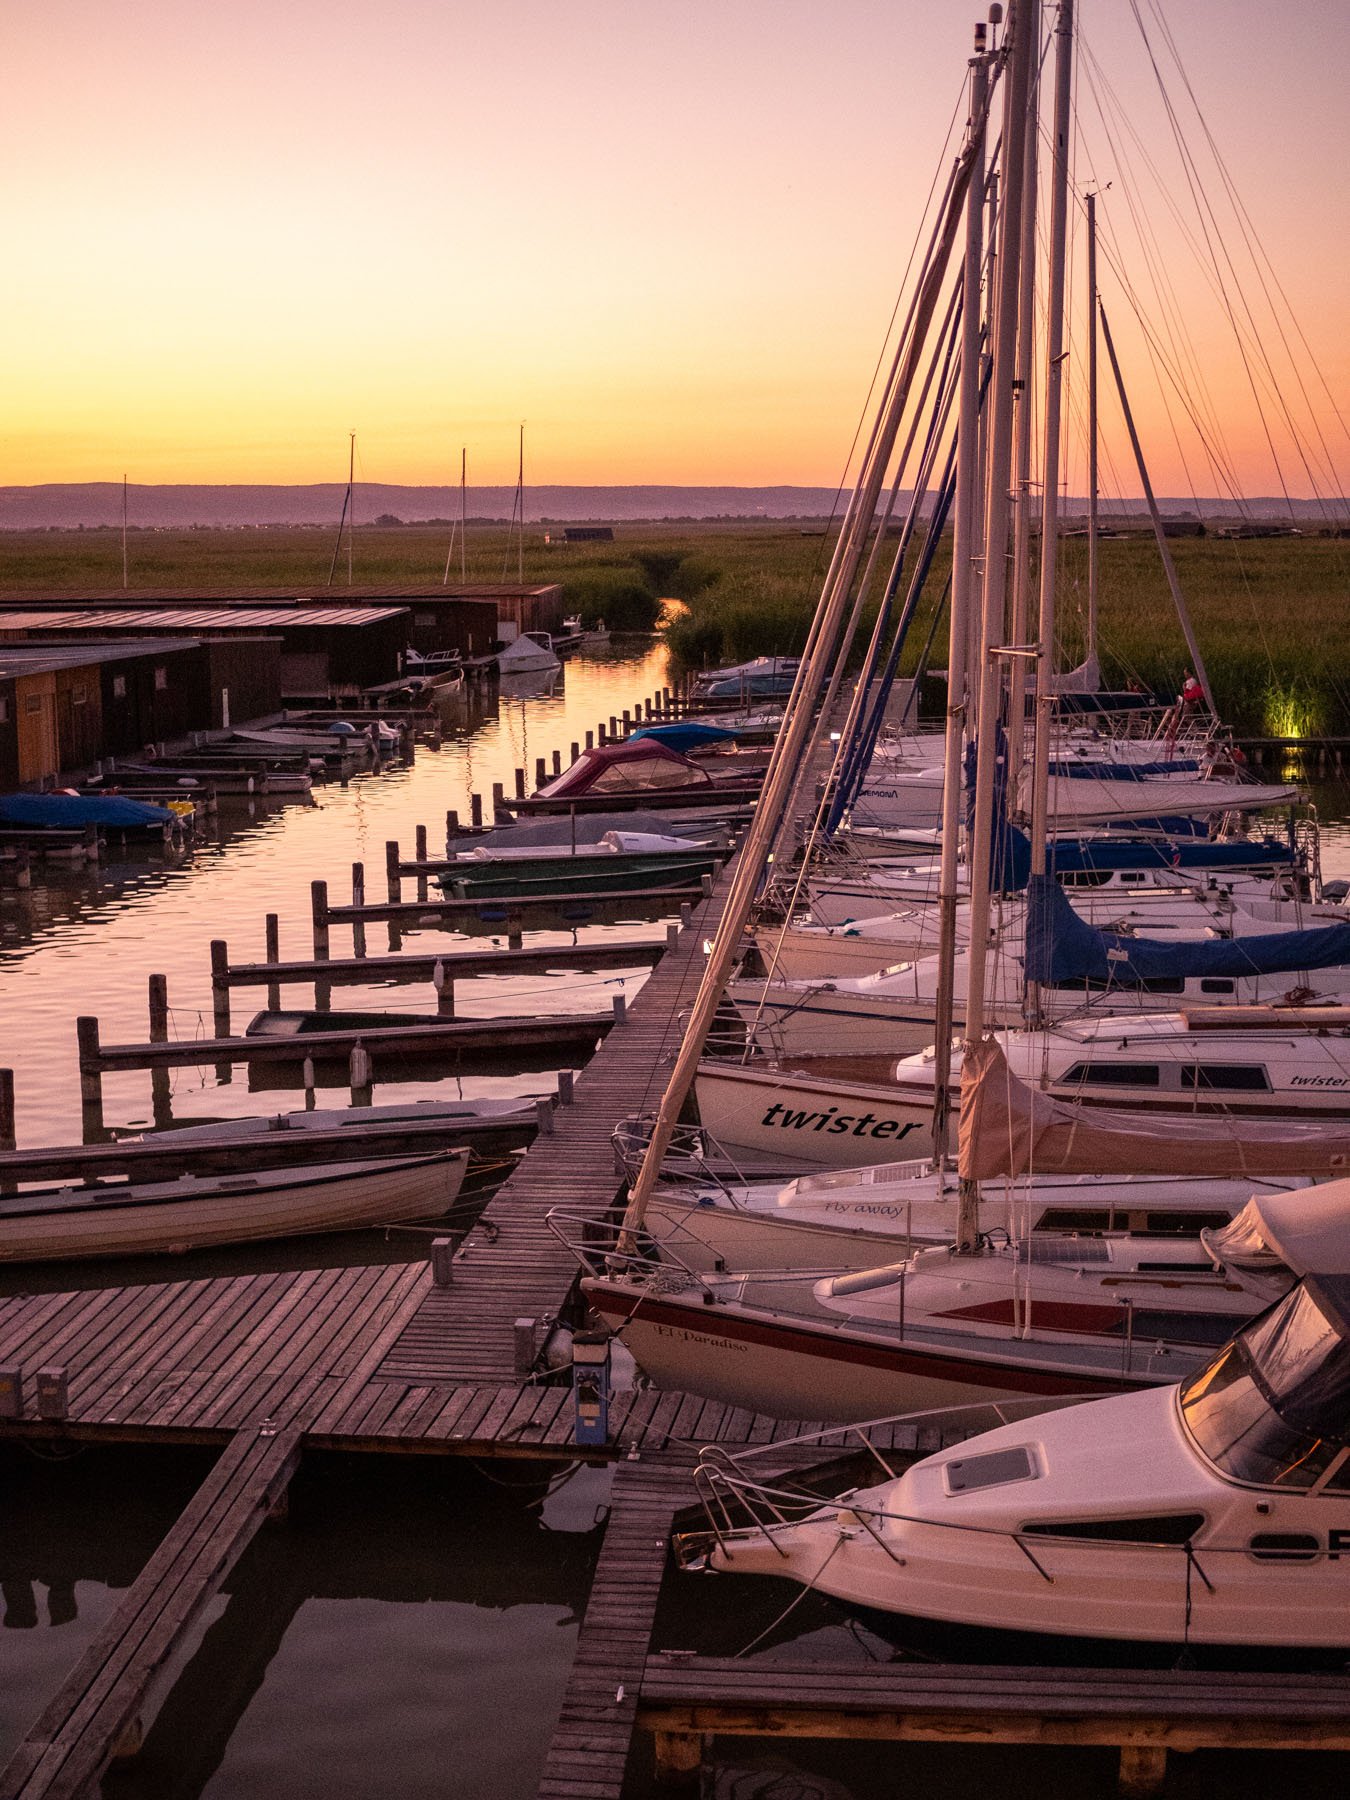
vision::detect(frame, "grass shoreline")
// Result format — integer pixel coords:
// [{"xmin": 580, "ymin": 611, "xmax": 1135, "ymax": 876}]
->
[{"xmin": 2, "ymin": 522, "xmax": 1347, "ymax": 736}]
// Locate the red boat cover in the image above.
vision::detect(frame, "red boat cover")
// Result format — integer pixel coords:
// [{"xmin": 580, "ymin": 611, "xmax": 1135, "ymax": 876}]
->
[{"xmin": 537, "ymin": 738, "xmax": 714, "ymax": 798}]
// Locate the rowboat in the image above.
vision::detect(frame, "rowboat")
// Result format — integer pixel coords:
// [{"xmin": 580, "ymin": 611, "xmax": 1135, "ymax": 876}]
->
[{"xmin": 0, "ymin": 1150, "xmax": 470, "ymax": 1262}]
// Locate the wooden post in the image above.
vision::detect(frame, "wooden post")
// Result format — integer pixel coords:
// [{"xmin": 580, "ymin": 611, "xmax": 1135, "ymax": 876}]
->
[
  {"xmin": 701, "ymin": 872, "xmax": 714, "ymax": 897},
  {"xmin": 149, "ymin": 971, "xmax": 175, "ymax": 1126},
  {"xmin": 205, "ymin": 943, "xmax": 230, "ymax": 1038},
  {"xmin": 431, "ymin": 1237, "xmax": 456, "ymax": 1287},
  {"xmin": 76, "ymin": 1017, "xmax": 104, "ymax": 1139},
  {"xmin": 514, "ymin": 767, "xmax": 527, "ymax": 799},
  {"xmin": 311, "ymin": 881, "xmax": 330, "ymax": 961},
  {"xmin": 652, "ymin": 1730, "xmax": 703, "ymax": 1785},
  {"xmin": 349, "ymin": 1040, "xmax": 373, "ymax": 1106},
  {"xmin": 609, "ymin": 716, "xmax": 619, "ymax": 740},
  {"xmin": 556, "ymin": 1068, "xmax": 574, "ymax": 1106},
  {"xmin": 513, "ymin": 1318, "xmax": 537, "ymax": 1378},
  {"xmin": 622, "ymin": 710, "xmax": 632, "ymax": 736},
  {"xmin": 491, "ymin": 782, "xmax": 507, "ymax": 823},
  {"xmin": 470, "ymin": 792, "xmax": 484, "ymax": 830},
  {"xmin": 598, "ymin": 724, "xmax": 608, "ymax": 746},
  {"xmin": 384, "ymin": 839, "xmax": 401, "ymax": 904},
  {"xmin": 265, "ymin": 914, "xmax": 281, "ymax": 1012},
  {"xmin": 569, "ymin": 742, "xmax": 579, "ymax": 765},
  {"xmin": 433, "ymin": 959, "xmax": 454, "ymax": 1017},
  {"xmin": 666, "ymin": 921, "xmax": 679, "ymax": 947},
  {"xmin": 680, "ymin": 902, "xmax": 692, "ymax": 928},
  {"xmin": 445, "ymin": 809, "xmax": 460, "ymax": 851},
  {"xmin": 534, "ymin": 756, "xmax": 547, "ymax": 791},
  {"xmin": 585, "ymin": 730, "xmax": 594, "ymax": 751},
  {"xmin": 415, "ymin": 824, "xmax": 429, "ymax": 901},
  {"xmin": 507, "ymin": 922, "xmax": 523, "ymax": 950},
  {"xmin": 612, "ymin": 993, "xmax": 627, "ymax": 1025},
  {"xmin": 534, "ymin": 1097, "xmax": 554, "ymax": 1136},
  {"xmin": 551, "ymin": 748, "xmax": 562, "ymax": 776},
  {"xmin": 0, "ymin": 1068, "xmax": 14, "ymax": 1198},
  {"xmin": 302, "ymin": 1056, "xmax": 317, "ymax": 1108},
  {"xmin": 1117, "ymin": 1746, "xmax": 1168, "ymax": 1798},
  {"xmin": 349, "ymin": 862, "xmax": 367, "ymax": 959}
]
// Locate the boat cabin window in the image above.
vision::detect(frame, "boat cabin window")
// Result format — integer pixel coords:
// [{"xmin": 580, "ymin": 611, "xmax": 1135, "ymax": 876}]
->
[
  {"xmin": 1200, "ymin": 978, "xmax": 1237, "ymax": 995},
  {"xmin": 1180, "ymin": 1281, "xmax": 1350, "ymax": 1489},
  {"xmin": 1248, "ymin": 1533, "xmax": 1320, "ymax": 1561},
  {"xmin": 1020, "ymin": 1514, "xmax": 1205, "ymax": 1544},
  {"xmin": 1061, "ymin": 1062, "xmax": 1161, "ymax": 1088},
  {"xmin": 1181, "ymin": 1064, "xmax": 1271, "ymax": 1092}
]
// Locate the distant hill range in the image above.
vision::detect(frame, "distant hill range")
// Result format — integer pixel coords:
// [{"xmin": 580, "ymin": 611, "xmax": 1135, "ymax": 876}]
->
[{"xmin": 0, "ymin": 482, "xmax": 1342, "ymax": 531}]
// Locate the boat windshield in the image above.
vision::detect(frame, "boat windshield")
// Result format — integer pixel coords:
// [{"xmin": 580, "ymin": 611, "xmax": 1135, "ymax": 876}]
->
[{"xmin": 1180, "ymin": 1279, "xmax": 1350, "ymax": 1490}]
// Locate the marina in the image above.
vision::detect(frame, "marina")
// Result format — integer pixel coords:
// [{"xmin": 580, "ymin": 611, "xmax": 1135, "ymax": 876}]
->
[{"xmin": 4, "ymin": 3, "xmax": 1350, "ymax": 1797}]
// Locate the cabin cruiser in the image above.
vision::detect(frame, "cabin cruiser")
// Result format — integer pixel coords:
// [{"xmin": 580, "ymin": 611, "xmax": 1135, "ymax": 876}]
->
[{"xmin": 695, "ymin": 1257, "xmax": 1350, "ymax": 1646}]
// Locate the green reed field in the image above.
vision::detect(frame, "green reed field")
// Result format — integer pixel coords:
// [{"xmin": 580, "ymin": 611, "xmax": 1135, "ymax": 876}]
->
[{"xmin": 3, "ymin": 520, "xmax": 1347, "ymax": 736}]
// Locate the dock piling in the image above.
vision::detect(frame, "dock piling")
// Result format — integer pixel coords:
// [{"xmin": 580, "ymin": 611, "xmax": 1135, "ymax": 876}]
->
[
  {"xmin": 14, "ymin": 846, "xmax": 31, "ymax": 890},
  {"xmin": 585, "ymin": 730, "xmax": 594, "ymax": 751},
  {"xmin": 0, "ymin": 1069, "xmax": 14, "ymax": 1197},
  {"xmin": 534, "ymin": 1097, "xmax": 554, "ymax": 1136},
  {"xmin": 557, "ymin": 1068, "xmax": 574, "ymax": 1106},
  {"xmin": 311, "ymin": 881, "xmax": 330, "ymax": 961},
  {"xmin": 513, "ymin": 1318, "xmax": 537, "ymax": 1379},
  {"xmin": 206, "ymin": 947, "xmax": 230, "ymax": 1038},
  {"xmin": 352, "ymin": 864, "xmax": 368, "ymax": 958},
  {"xmin": 514, "ymin": 768, "xmax": 527, "ymax": 800},
  {"xmin": 433, "ymin": 960, "xmax": 454, "ymax": 1017},
  {"xmin": 415, "ymin": 826, "xmax": 429, "ymax": 901},
  {"xmin": 666, "ymin": 922, "xmax": 679, "ymax": 947},
  {"xmin": 384, "ymin": 841, "xmax": 401, "ymax": 905},
  {"xmin": 612, "ymin": 993, "xmax": 627, "ymax": 1025},
  {"xmin": 491, "ymin": 782, "xmax": 507, "ymax": 823},
  {"xmin": 534, "ymin": 757, "xmax": 547, "ymax": 792},
  {"xmin": 0, "ymin": 1367, "xmax": 21, "ymax": 1418},
  {"xmin": 76, "ymin": 1016, "xmax": 104, "ymax": 1140},
  {"xmin": 551, "ymin": 749, "xmax": 563, "ymax": 777},
  {"xmin": 430, "ymin": 1238, "xmax": 456, "ymax": 1287},
  {"xmin": 569, "ymin": 742, "xmax": 579, "ymax": 766},
  {"xmin": 470, "ymin": 792, "xmax": 484, "ymax": 830},
  {"xmin": 445, "ymin": 809, "xmax": 459, "ymax": 851},
  {"xmin": 349, "ymin": 1041, "xmax": 373, "ymax": 1106},
  {"xmin": 265, "ymin": 915, "xmax": 281, "ymax": 1011},
  {"xmin": 680, "ymin": 902, "xmax": 692, "ymax": 928}
]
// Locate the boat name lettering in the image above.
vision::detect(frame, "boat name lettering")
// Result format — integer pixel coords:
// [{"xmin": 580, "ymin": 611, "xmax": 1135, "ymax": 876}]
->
[
  {"xmin": 1289, "ymin": 1075, "xmax": 1349, "ymax": 1088},
  {"xmin": 761, "ymin": 1103, "xmax": 917, "ymax": 1142},
  {"xmin": 650, "ymin": 1325, "xmax": 748, "ymax": 1353}
]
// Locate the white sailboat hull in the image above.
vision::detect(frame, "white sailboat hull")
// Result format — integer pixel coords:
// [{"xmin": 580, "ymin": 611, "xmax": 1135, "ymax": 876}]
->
[{"xmin": 695, "ymin": 1061, "xmax": 936, "ymax": 1166}]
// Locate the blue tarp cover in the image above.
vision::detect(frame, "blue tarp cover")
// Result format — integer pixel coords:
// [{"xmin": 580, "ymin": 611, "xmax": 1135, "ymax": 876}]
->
[
  {"xmin": 0, "ymin": 793, "xmax": 173, "ymax": 829},
  {"xmin": 1050, "ymin": 759, "xmax": 1200, "ymax": 780},
  {"xmin": 628, "ymin": 723, "xmax": 737, "ymax": 752},
  {"xmin": 1024, "ymin": 872, "xmax": 1350, "ymax": 985}
]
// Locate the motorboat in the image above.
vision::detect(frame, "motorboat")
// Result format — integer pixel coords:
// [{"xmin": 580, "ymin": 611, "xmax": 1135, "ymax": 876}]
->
[
  {"xmin": 496, "ymin": 631, "xmax": 561, "ymax": 675},
  {"xmin": 695, "ymin": 1265, "xmax": 1350, "ymax": 1646}
]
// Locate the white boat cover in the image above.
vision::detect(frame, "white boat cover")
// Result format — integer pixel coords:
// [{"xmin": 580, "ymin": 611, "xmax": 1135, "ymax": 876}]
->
[
  {"xmin": 1035, "ymin": 775, "xmax": 1300, "ymax": 826},
  {"xmin": 957, "ymin": 1037, "xmax": 1350, "ymax": 1180},
  {"xmin": 1205, "ymin": 1186, "xmax": 1350, "ymax": 1277}
]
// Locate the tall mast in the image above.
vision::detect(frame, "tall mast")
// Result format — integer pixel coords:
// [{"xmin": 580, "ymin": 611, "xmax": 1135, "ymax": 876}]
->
[
  {"xmin": 1099, "ymin": 303, "xmax": 1216, "ymax": 713},
  {"xmin": 1004, "ymin": 0, "xmax": 1042, "ymax": 779},
  {"xmin": 931, "ymin": 21, "xmax": 991, "ymax": 1171},
  {"xmin": 121, "ymin": 474, "xmax": 128, "ymax": 590},
  {"xmin": 461, "ymin": 446, "xmax": 468, "ymax": 581},
  {"xmin": 347, "ymin": 431, "xmax": 355, "ymax": 586},
  {"xmin": 1085, "ymin": 188, "xmax": 1100, "ymax": 677},
  {"xmin": 956, "ymin": 0, "xmax": 1036, "ymax": 1252},
  {"xmin": 1024, "ymin": 0, "xmax": 1077, "ymax": 1023},
  {"xmin": 517, "ymin": 423, "xmax": 525, "ymax": 584},
  {"xmin": 442, "ymin": 446, "xmax": 470, "ymax": 586}
]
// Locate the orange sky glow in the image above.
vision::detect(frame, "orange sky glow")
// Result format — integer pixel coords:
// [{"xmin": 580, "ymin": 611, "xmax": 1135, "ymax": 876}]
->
[{"xmin": 3, "ymin": 0, "xmax": 1346, "ymax": 500}]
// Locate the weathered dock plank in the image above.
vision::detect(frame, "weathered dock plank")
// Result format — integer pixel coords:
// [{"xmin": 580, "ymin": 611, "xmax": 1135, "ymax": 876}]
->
[{"xmin": 0, "ymin": 1421, "xmax": 302, "ymax": 1800}]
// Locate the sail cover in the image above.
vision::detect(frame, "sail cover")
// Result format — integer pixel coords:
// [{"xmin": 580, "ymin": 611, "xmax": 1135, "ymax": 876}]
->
[
  {"xmin": 628, "ymin": 723, "xmax": 738, "ymax": 752},
  {"xmin": 1034, "ymin": 774, "xmax": 1300, "ymax": 826},
  {"xmin": 957, "ymin": 1036, "xmax": 1350, "ymax": 1180},
  {"xmin": 0, "ymin": 793, "xmax": 173, "ymax": 829},
  {"xmin": 1023, "ymin": 872, "xmax": 1350, "ymax": 985}
]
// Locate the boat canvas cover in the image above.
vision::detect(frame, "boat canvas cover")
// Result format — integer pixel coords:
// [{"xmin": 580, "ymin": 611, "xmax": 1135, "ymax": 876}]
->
[
  {"xmin": 535, "ymin": 739, "xmax": 713, "ymax": 798},
  {"xmin": 0, "ymin": 793, "xmax": 173, "ymax": 829},
  {"xmin": 957, "ymin": 1037, "xmax": 1350, "ymax": 1180},
  {"xmin": 1206, "ymin": 1186, "xmax": 1350, "ymax": 1278},
  {"xmin": 1036, "ymin": 774, "xmax": 1299, "ymax": 826},
  {"xmin": 629, "ymin": 723, "xmax": 739, "ymax": 752},
  {"xmin": 1024, "ymin": 872, "xmax": 1350, "ymax": 984},
  {"xmin": 1049, "ymin": 758, "xmax": 1201, "ymax": 779}
]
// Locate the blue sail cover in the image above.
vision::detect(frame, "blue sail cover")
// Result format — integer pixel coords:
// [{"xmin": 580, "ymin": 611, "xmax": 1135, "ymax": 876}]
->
[
  {"xmin": 1024, "ymin": 872, "xmax": 1350, "ymax": 985},
  {"xmin": 0, "ymin": 793, "xmax": 173, "ymax": 830},
  {"xmin": 628, "ymin": 723, "xmax": 738, "ymax": 752},
  {"xmin": 1049, "ymin": 758, "xmax": 1200, "ymax": 780}
]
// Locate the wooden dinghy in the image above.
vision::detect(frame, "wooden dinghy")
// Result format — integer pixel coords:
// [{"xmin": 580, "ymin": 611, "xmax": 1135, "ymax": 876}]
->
[{"xmin": 0, "ymin": 1150, "xmax": 470, "ymax": 1263}]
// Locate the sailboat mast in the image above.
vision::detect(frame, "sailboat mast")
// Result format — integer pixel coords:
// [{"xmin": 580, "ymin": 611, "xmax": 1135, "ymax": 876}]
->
[
  {"xmin": 931, "ymin": 23, "xmax": 991, "ymax": 1170},
  {"xmin": 1099, "ymin": 303, "xmax": 1216, "ymax": 713},
  {"xmin": 121, "ymin": 474, "xmax": 128, "ymax": 590},
  {"xmin": 1004, "ymin": 3, "xmax": 1042, "ymax": 779},
  {"xmin": 957, "ymin": 0, "xmax": 1036, "ymax": 1251},
  {"xmin": 1027, "ymin": 0, "xmax": 1076, "ymax": 876},
  {"xmin": 461, "ymin": 446, "xmax": 468, "ymax": 581},
  {"xmin": 517, "ymin": 423, "xmax": 525, "ymax": 584},
  {"xmin": 347, "ymin": 431, "xmax": 355, "ymax": 586},
  {"xmin": 1086, "ymin": 188, "xmax": 1100, "ymax": 676}
]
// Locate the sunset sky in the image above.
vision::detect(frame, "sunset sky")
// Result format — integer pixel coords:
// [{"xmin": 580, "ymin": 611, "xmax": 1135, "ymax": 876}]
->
[{"xmin": 4, "ymin": 0, "xmax": 1346, "ymax": 498}]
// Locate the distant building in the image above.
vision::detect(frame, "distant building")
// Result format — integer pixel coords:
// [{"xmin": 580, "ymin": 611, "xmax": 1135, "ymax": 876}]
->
[{"xmin": 561, "ymin": 526, "xmax": 614, "ymax": 543}]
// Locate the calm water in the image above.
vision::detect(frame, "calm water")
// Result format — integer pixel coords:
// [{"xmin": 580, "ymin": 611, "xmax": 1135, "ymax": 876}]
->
[{"xmin": 3, "ymin": 660, "xmax": 1350, "ymax": 1797}]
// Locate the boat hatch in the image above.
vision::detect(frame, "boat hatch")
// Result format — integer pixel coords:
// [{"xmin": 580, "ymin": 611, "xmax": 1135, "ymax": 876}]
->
[{"xmin": 942, "ymin": 1446, "xmax": 1039, "ymax": 1495}]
